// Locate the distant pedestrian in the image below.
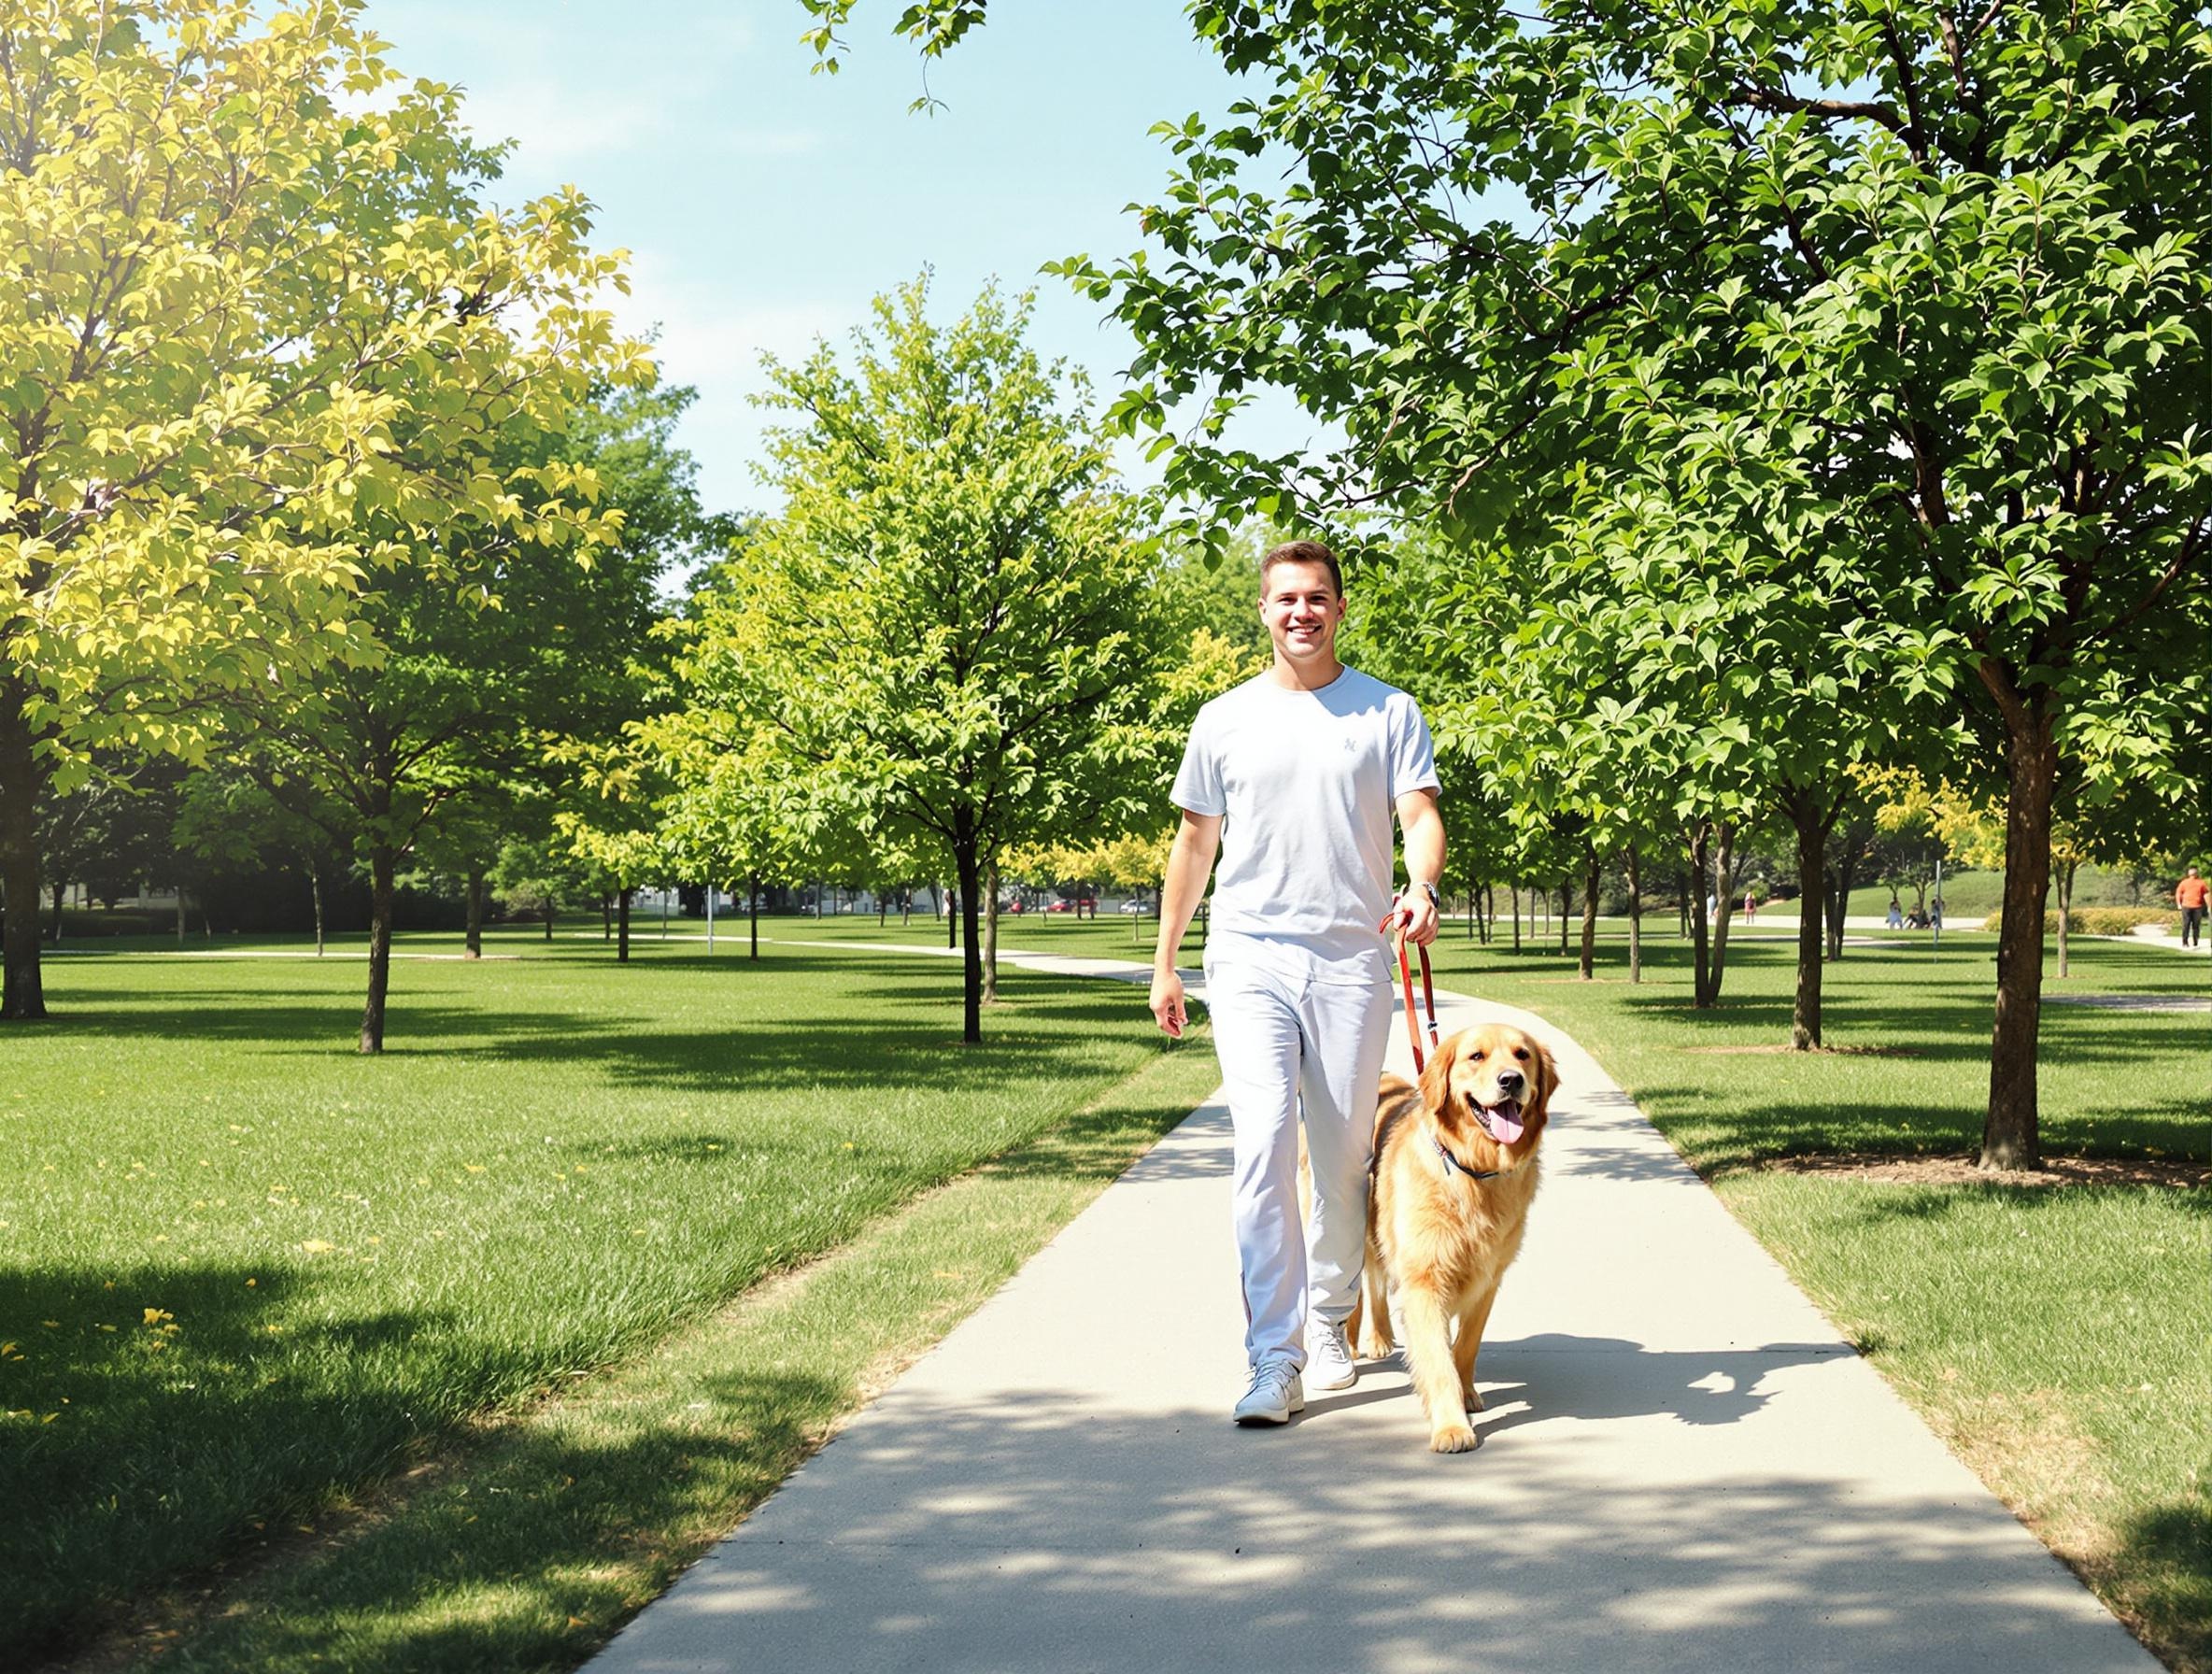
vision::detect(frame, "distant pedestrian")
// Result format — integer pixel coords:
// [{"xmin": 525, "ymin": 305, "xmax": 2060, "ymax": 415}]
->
[
  {"xmin": 1743, "ymin": 889, "xmax": 1757, "ymax": 924},
  {"xmin": 2178, "ymin": 866, "xmax": 2208, "ymax": 947},
  {"xmin": 1885, "ymin": 897, "xmax": 1904, "ymax": 929},
  {"xmin": 1930, "ymin": 898, "xmax": 1944, "ymax": 931}
]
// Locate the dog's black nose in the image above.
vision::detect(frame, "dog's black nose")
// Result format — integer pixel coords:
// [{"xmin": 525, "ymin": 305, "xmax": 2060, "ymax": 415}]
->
[{"xmin": 1495, "ymin": 1069, "xmax": 1524, "ymax": 1096}]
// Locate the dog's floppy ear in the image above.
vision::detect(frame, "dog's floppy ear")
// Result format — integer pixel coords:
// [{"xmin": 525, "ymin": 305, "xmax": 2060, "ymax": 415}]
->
[
  {"xmin": 1528, "ymin": 1036, "xmax": 1558, "ymax": 1118},
  {"xmin": 1418, "ymin": 1029, "xmax": 1458, "ymax": 1114}
]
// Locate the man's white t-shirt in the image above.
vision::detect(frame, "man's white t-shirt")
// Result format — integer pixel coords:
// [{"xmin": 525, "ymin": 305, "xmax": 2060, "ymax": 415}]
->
[{"xmin": 1170, "ymin": 666, "xmax": 1440, "ymax": 986}]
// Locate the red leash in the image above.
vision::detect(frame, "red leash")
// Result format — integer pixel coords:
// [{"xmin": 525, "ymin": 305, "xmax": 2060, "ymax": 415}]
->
[{"xmin": 1397, "ymin": 928, "xmax": 1439, "ymax": 1071}]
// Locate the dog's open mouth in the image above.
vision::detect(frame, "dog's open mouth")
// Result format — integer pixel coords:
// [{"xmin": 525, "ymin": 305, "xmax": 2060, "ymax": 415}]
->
[{"xmin": 1476, "ymin": 1099, "xmax": 1525, "ymax": 1145}]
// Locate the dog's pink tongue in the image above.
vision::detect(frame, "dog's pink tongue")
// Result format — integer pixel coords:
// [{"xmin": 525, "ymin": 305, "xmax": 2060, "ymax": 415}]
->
[{"xmin": 1486, "ymin": 1103, "xmax": 1525, "ymax": 1145}]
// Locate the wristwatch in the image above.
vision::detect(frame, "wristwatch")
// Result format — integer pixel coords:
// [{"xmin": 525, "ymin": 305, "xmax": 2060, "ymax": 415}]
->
[{"xmin": 1410, "ymin": 880, "xmax": 1440, "ymax": 909}]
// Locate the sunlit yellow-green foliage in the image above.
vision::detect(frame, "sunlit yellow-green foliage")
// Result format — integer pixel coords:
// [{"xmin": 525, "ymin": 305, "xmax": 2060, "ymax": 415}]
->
[{"xmin": 0, "ymin": 0, "xmax": 645, "ymax": 786}]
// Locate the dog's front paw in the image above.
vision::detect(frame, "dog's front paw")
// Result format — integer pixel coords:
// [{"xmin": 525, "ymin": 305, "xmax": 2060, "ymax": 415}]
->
[
  {"xmin": 1463, "ymin": 1386, "xmax": 1487, "ymax": 1412},
  {"xmin": 1429, "ymin": 1423, "xmax": 1482, "ymax": 1454},
  {"xmin": 1356, "ymin": 1327, "xmax": 1393, "ymax": 1360}
]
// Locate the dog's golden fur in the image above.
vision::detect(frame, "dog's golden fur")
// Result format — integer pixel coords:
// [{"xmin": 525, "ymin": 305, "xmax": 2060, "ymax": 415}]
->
[{"xmin": 1351, "ymin": 1023, "xmax": 1556, "ymax": 1453}]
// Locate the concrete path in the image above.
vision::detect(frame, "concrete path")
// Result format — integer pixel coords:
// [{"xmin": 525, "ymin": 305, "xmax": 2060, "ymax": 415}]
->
[{"xmin": 588, "ymin": 949, "xmax": 2155, "ymax": 1674}]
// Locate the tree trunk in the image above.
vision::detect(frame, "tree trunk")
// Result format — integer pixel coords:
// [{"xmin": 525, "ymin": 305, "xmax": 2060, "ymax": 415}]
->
[
  {"xmin": 464, "ymin": 868, "xmax": 485, "ymax": 959},
  {"xmin": 954, "ymin": 821, "xmax": 984, "ymax": 1044},
  {"xmin": 308, "ymin": 861, "xmax": 325, "ymax": 957},
  {"xmin": 1790, "ymin": 796, "xmax": 1826, "ymax": 1051},
  {"xmin": 947, "ymin": 882, "xmax": 957, "ymax": 949},
  {"xmin": 1984, "ymin": 716, "xmax": 2058, "ymax": 1170},
  {"xmin": 1557, "ymin": 881, "xmax": 1569, "ymax": 956},
  {"xmin": 1708, "ymin": 821, "xmax": 1737, "ymax": 998},
  {"xmin": 1625, "ymin": 844, "xmax": 1642, "ymax": 984},
  {"xmin": 617, "ymin": 888, "xmax": 631, "ymax": 964},
  {"xmin": 1823, "ymin": 863, "xmax": 1848, "ymax": 960},
  {"xmin": 1510, "ymin": 884, "xmax": 1521, "ymax": 953},
  {"xmin": 1689, "ymin": 825, "xmax": 1713, "ymax": 1008},
  {"xmin": 601, "ymin": 891, "xmax": 612, "ymax": 941},
  {"xmin": 361, "ymin": 845, "xmax": 396, "ymax": 1055},
  {"xmin": 177, "ymin": 885, "xmax": 187, "ymax": 946},
  {"xmin": 983, "ymin": 858, "xmax": 1000, "ymax": 1004},
  {"xmin": 0, "ymin": 676, "xmax": 47, "ymax": 1019},
  {"xmin": 1678, "ymin": 868, "xmax": 1690, "ymax": 939},
  {"xmin": 2055, "ymin": 856, "xmax": 2077, "ymax": 979},
  {"xmin": 544, "ymin": 903, "xmax": 555, "ymax": 942},
  {"xmin": 48, "ymin": 880, "xmax": 64, "ymax": 945},
  {"xmin": 1578, "ymin": 844, "xmax": 1599, "ymax": 979},
  {"xmin": 750, "ymin": 872, "xmax": 760, "ymax": 961}
]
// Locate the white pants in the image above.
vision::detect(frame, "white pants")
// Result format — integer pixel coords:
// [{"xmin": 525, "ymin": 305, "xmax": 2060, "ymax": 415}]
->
[{"xmin": 1206, "ymin": 956, "xmax": 1394, "ymax": 1372}]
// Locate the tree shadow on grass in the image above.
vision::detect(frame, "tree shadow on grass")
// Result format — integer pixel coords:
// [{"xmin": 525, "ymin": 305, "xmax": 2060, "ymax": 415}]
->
[
  {"xmin": 25, "ymin": 959, "xmax": 1162, "ymax": 1100},
  {"xmin": 78, "ymin": 1365, "xmax": 859, "ymax": 1674},
  {"xmin": 0, "ymin": 1261, "xmax": 475, "ymax": 1665},
  {"xmin": 1666, "ymin": 1087, "xmax": 2209, "ymax": 1170},
  {"xmin": 2113, "ymin": 1499, "xmax": 2212, "ymax": 1672},
  {"xmin": 1820, "ymin": 1178, "xmax": 2212, "ymax": 1228}
]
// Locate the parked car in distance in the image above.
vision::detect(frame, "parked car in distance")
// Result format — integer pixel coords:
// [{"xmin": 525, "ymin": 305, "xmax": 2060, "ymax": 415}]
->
[{"xmin": 1120, "ymin": 899, "xmax": 1153, "ymax": 915}]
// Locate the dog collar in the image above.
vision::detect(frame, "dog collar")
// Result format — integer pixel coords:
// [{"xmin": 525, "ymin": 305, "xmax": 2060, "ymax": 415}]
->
[{"xmin": 1434, "ymin": 1133, "xmax": 1515, "ymax": 1183}]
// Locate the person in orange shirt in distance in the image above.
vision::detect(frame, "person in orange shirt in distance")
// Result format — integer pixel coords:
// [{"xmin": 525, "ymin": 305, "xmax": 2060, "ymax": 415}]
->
[{"xmin": 2177, "ymin": 866, "xmax": 2208, "ymax": 947}]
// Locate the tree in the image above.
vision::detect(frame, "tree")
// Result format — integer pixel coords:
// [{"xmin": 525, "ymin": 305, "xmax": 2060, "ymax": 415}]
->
[
  {"xmin": 0, "ymin": 0, "xmax": 640, "ymax": 1019},
  {"xmin": 174, "ymin": 767, "xmax": 345, "ymax": 953},
  {"xmin": 1052, "ymin": 2, "xmax": 2212, "ymax": 1168},
  {"xmin": 416, "ymin": 787, "xmax": 515, "ymax": 959},
  {"xmin": 689, "ymin": 278, "xmax": 1190, "ymax": 1043},
  {"xmin": 34, "ymin": 765, "xmax": 155, "ymax": 943},
  {"xmin": 224, "ymin": 381, "xmax": 677, "ymax": 1049}
]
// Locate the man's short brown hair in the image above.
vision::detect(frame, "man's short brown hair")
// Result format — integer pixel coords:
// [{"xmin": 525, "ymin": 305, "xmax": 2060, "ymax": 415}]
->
[{"xmin": 1259, "ymin": 539, "xmax": 1343, "ymax": 598}]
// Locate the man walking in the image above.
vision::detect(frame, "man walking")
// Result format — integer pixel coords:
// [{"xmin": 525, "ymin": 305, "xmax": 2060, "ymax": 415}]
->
[
  {"xmin": 2178, "ymin": 865, "xmax": 2207, "ymax": 947},
  {"xmin": 1149, "ymin": 540, "xmax": 1444, "ymax": 1426}
]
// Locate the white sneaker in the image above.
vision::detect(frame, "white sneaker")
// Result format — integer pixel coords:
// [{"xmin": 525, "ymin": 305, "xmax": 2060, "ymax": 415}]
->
[
  {"xmin": 1232, "ymin": 1360, "xmax": 1305, "ymax": 1426},
  {"xmin": 1307, "ymin": 1316, "xmax": 1356, "ymax": 1391}
]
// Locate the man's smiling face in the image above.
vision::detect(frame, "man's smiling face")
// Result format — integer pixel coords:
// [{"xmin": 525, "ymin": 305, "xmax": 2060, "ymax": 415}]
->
[{"xmin": 1260, "ymin": 559, "xmax": 1347, "ymax": 668}]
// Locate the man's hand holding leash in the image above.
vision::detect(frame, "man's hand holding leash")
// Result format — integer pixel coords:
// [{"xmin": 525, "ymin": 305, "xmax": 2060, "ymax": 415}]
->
[{"xmin": 1382, "ymin": 879, "xmax": 1441, "ymax": 948}]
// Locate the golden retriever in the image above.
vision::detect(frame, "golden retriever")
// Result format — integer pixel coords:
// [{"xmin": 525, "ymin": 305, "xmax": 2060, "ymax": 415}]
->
[{"xmin": 1351, "ymin": 1023, "xmax": 1556, "ymax": 1453}]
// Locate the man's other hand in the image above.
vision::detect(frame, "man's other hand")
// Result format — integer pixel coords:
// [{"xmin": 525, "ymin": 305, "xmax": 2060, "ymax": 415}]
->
[{"xmin": 1149, "ymin": 968, "xmax": 1187, "ymax": 1037}]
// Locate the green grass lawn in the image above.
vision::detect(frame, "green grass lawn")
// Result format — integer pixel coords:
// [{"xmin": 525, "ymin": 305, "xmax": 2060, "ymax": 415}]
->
[
  {"xmin": 1423, "ymin": 924, "xmax": 2211, "ymax": 1671},
  {"xmin": 0, "ymin": 929, "xmax": 1206, "ymax": 1667},
  {"xmin": 10, "ymin": 914, "xmax": 2206, "ymax": 1669}
]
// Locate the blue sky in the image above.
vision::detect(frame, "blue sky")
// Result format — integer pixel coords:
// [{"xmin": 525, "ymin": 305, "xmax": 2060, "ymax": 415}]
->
[{"xmin": 356, "ymin": 0, "xmax": 1299, "ymax": 514}]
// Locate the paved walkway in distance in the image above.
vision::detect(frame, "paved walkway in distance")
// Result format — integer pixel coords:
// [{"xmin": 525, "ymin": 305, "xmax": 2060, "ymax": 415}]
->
[{"xmin": 588, "ymin": 947, "xmax": 2156, "ymax": 1674}]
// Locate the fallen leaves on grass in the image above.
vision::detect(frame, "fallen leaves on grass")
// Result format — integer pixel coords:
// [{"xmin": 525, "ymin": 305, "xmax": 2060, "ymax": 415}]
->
[{"xmin": 1679, "ymin": 1043, "xmax": 1921, "ymax": 1057}]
